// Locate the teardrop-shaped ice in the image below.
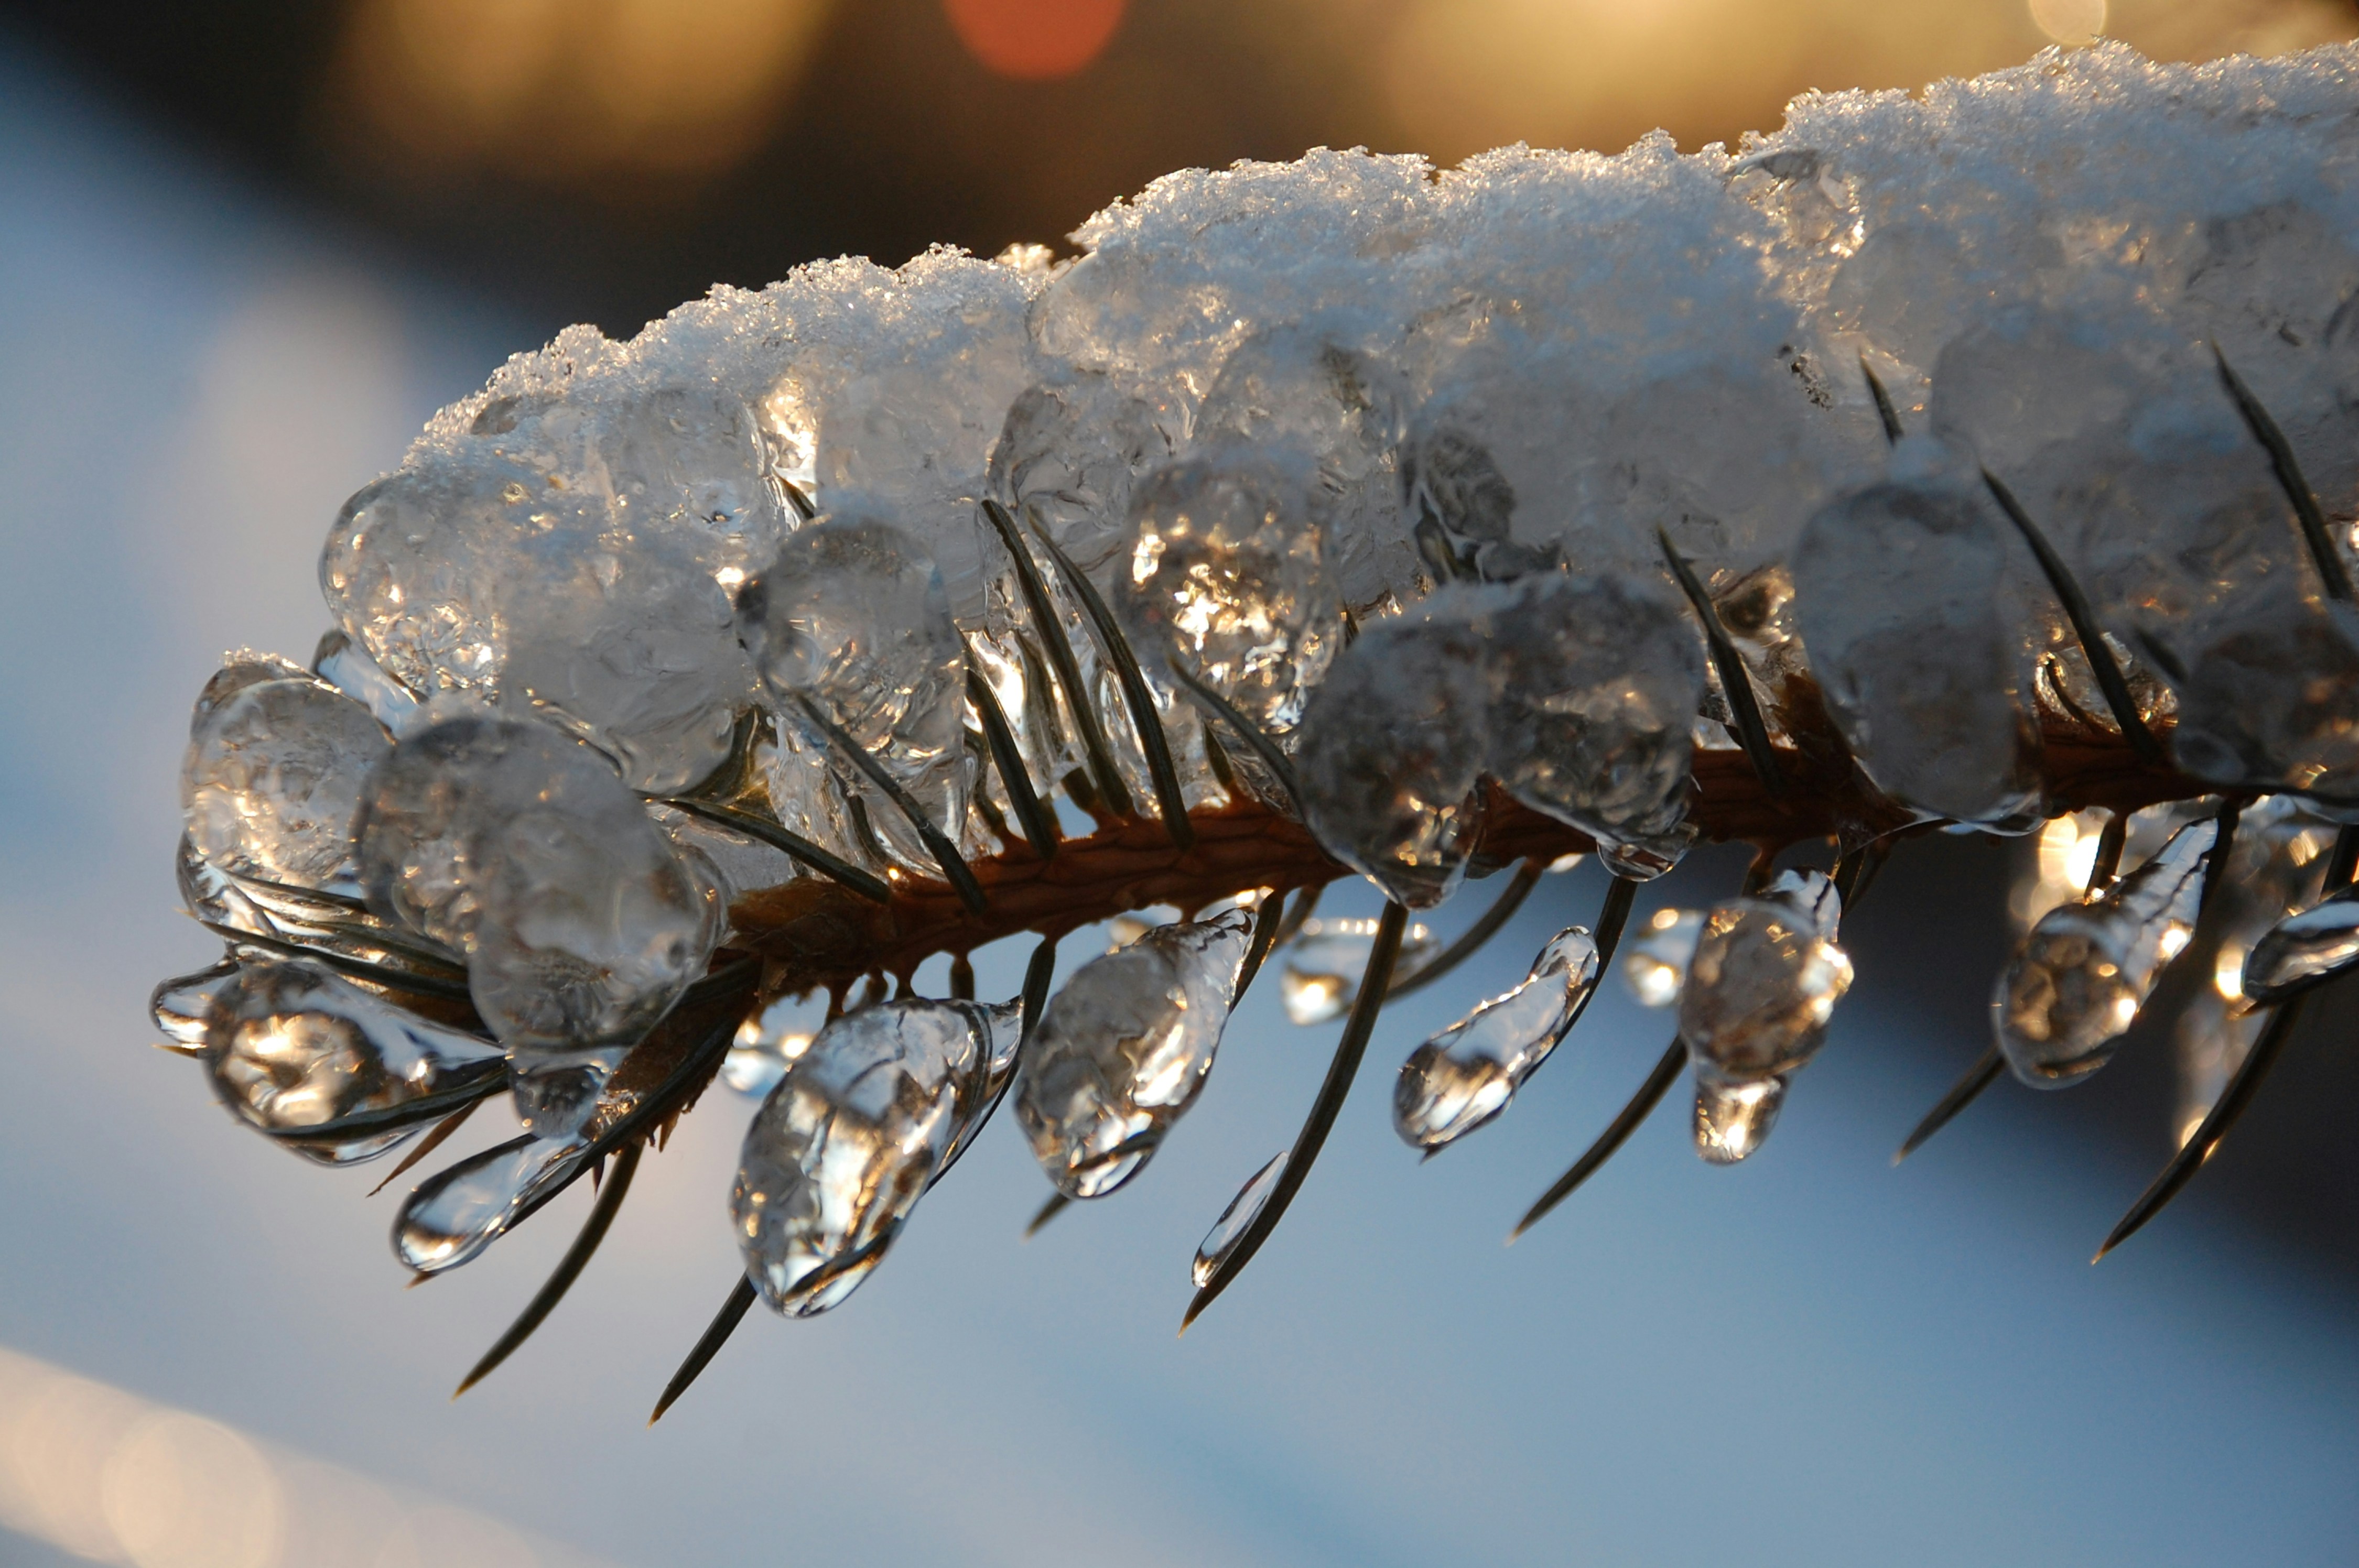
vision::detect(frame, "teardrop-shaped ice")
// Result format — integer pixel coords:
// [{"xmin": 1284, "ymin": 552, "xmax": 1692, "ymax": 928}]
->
[
  {"xmin": 938, "ymin": 998, "xmax": 1029, "ymax": 1175},
  {"xmin": 468, "ymin": 804, "xmax": 723, "ymax": 1138},
  {"xmin": 395, "ymin": 1133, "xmax": 586, "ymax": 1274},
  {"xmin": 1995, "ymin": 818, "xmax": 2217, "ymax": 1088},
  {"xmin": 2243, "ymin": 885, "xmax": 2359, "ymax": 1003},
  {"xmin": 1681, "ymin": 871, "xmax": 1854, "ymax": 1082},
  {"xmin": 1622, "ymin": 908, "xmax": 1703, "ymax": 1008},
  {"xmin": 1278, "ymin": 915, "xmax": 1438, "ymax": 1026},
  {"xmin": 1112, "ymin": 453, "xmax": 1341, "ymax": 807},
  {"xmin": 1013, "ymin": 908, "xmax": 1253, "ymax": 1199},
  {"xmin": 1487, "ymin": 573, "xmax": 1705, "ymax": 880},
  {"xmin": 152, "ymin": 959, "xmax": 242, "ymax": 1055},
  {"xmin": 1194, "ymin": 1150, "xmax": 1287, "ymax": 1287},
  {"xmin": 1393, "ymin": 926, "xmax": 1602, "ymax": 1152},
  {"xmin": 1193, "ymin": 324, "xmax": 1416, "ymax": 614},
  {"xmin": 1294, "ymin": 602, "xmax": 1496, "ymax": 909},
  {"xmin": 358, "ymin": 714, "xmax": 721, "ymax": 1135},
  {"xmin": 730, "ymin": 999, "xmax": 998, "ymax": 1316},
  {"xmin": 735, "ymin": 514, "xmax": 970, "ymax": 874},
  {"xmin": 1693, "ymin": 1068, "xmax": 1788, "ymax": 1166},
  {"xmin": 182, "ymin": 665, "xmax": 392, "ymax": 892},
  {"xmin": 207, "ymin": 961, "xmax": 506, "ymax": 1163},
  {"xmin": 1789, "ymin": 458, "xmax": 2041, "ymax": 824}
]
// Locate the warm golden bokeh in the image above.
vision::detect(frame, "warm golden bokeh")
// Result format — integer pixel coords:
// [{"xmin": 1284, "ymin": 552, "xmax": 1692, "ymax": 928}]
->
[
  {"xmin": 1367, "ymin": 0, "xmax": 2357, "ymax": 163},
  {"xmin": 327, "ymin": 0, "xmax": 836, "ymax": 179}
]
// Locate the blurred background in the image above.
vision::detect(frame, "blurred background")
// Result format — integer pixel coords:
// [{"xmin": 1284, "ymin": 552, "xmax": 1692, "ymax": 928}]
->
[{"xmin": 3, "ymin": 2, "xmax": 2359, "ymax": 1564}]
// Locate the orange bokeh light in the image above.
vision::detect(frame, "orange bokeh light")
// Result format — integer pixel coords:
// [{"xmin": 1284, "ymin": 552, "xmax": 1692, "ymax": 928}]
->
[{"xmin": 943, "ymin": 0, "xmax": 1126, "ymax": 80}]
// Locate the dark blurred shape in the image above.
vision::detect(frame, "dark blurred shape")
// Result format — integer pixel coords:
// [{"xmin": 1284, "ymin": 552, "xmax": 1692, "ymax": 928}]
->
[{"xmin": 944, "ymin": 0, "xmax": 1127, "ymax": 79}]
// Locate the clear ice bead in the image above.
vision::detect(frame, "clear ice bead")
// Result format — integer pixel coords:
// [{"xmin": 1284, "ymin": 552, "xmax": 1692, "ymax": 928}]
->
[
  {"xmin": 150, "ymin": 960, "xmax": 241, "ymax": 1054},
  {"xmin": 1294, "ymin": 605, "xmax": 1496, "ymax": 909},
  {"xmin": 1192, "ymin": 324, "xmax": 1418, "ymax": 613},
  {"xmin": 1789, "ymin": 458, "xmax": 2040, "ymax": 824},
  {"xmin": 1680, "ymin": 870, "xmax": 1854, "ymax": 1083},
  {"xmin": 1994, "ymin": 818, "xmax": 2216, "ymax": 1088},
  {"xmin": 1194, "ymin": 1150, "xmax": 1287, "ymax": 1287},
  {"xmin": 990, "ymin": 366, "xmax": 1181, "ymax": 586},
  {"xmin": 736, "ymin": 514, "xmax": 970, "ymax": 873},
  {"xmin": 1622, "ymin": 908, "xmax": 1703, "ymax": 1008},
  {"xmin": 396, "ymin": 1133, "xmax": 586, "ymax": 1274},
  {"xmin": 1112, "ymin": 453, "xmax": 1342, "ymax": 790},
  {"xmin": 1393, "ymin": 925, "xmax": 1601, "ymax": 1152},
  {"xmin": 2244, "ymin": 887, "xmax": 2359, "ymax": 1003},
  {"xmin": 1278, "ymin": 915, "xmax": 1438, "ymax": 1026},
  {"xmin": 1486, "ymin": 573, "xmax": 1704, "ymax": 876},
  {"xmin": 205, "ymin": 960, "xmax": 505, "ymax": 1164},
  {"xmin": 469, "ymin": 810, "xmax": 722, "ymax": 1138},
  {"xmin": 1693, "ymin": 1068, "xmax": 1788, "ymax": 1166},
  {"xmin": 356, "ymin": 714, "xmax": 721, "ymax": 1135},
  {"xmin": 181, "ymin": 668, "xmax": 391, "ymax": 892},
  {"xmin": 1013, "ymin": 908, "xmax": 1253, "ymax": 1199},
  {"xmin": 730, "ymin": 999, "xmax": 1002, "ymax": 1316}
]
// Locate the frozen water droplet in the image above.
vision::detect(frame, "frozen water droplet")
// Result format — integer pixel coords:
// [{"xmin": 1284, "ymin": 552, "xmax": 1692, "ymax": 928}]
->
[
  {"xmin": 206, "ymin": 960, "xmax": 506, "ymax": 1164},
  {"xmin": 357, "ymin": 714, "xmax": 721, "ymax": 1135},
  {"xmin": 396, "ymin": 1133, "xmax": 585, "ymax": 1273},
  {"xmin": 1193, "ymin": 325, "xmax": 1416, "ymax": 613},
  {"xmin": 731, "ymin": 999, "xmax": 1000, "ymax": 1315},
  {"xmin": 1394, "ymin": 925, "xmax": 1601, "ymax": 1151},
  {"xmin": 182, "ymin": 668, "xmax": 391, "ymax": 893},
  {"xmin": 1790, "ymin": 462, "xmax": 2040, "ymax": 824},
  {"xmin": 1112, "ymin": 452, "xmax": 1342, "ymax": 804},
  {"xmin": 1279, "ymin": 915, "xmax": 1438, "ymax": 1026},
  {"xmin": 1295, "ymin": 603, "xmax": 1495, "ymax": 908},
  {"xmin": 737, "ymin": 515, "xmax": 970, "ymax": 873},
  {"xmin": 1995, "ymin": 818, "xmax": 2216, "ymax": 1087},
  {"xmin": 1622, "ymin": 908, "xmax": 1703, "ymax": 1008},
  {"xmin": 1194, "ymin": 1150, "xmax": 1287, "ymax": 1287},
  {"xmin": 2245, "ymin": 886, "xmax": 2359, "ymax": 1002},
  {"xmin": 1693, "ymin": 1068, "xmax": 1788, "ymax": 1165},
  {"xmin": 151, "ymin": 960, "xmax": 241, "ymax": 1055},
  {"xmin": 1681, "ymin": 871, "xmax": 1854, "ymax": 1082},
  {"xmin": 1014, "ymin": 908, "xmax": 1254, "ymax": 1199},
  {"xmin": 1487, "ymin": 574, "xmax": 1705, "ymax": 877}
]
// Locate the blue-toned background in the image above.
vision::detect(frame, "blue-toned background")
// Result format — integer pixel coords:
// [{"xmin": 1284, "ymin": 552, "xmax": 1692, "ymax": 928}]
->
[{"xmin": 2, "ymin": 22, "xmax": 2355, "ymax": 1566}]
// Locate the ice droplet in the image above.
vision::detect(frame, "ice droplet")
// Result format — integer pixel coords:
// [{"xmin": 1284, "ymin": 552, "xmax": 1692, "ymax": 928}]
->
[
  {"xmin": 1112, "ymin": 452, "xmax": 1341, "ymax": 802},
  {"xmin": 1789, "ymin": 456, "xmax": 2041, "ymax": 824},
  {"xmin": 181, "ymin": 668, "xmax": 392, "ymax": 893},
  {"xmin": 1622, "ymin": 908, "xmax": 1703, "ymax": 1008},
  {"xmin": 1680, "ymin": 871, "xmax": 1853, "ymax": 1083},
  {"xmin": 1995, "ymin": 817, "xmax": 2216, "ymax": 1087},
  {"xmin": 1014, "ymin": 909, "xmax": 1253, "ymax": 1199},
  {"xmin": 150, "ymin": 960, "xmax": 241, "ymax": 1055},
  {"xmin": 2245, "ymin": 885, "xmax": 2359, "ymax": 1002},
  {"xmin": 357, "ymin": 714, "xmax": 721, "ymax": 1135},
  {"xmin": 735, "ymin": 514, "xmax": 970, "ymax": 873},
  {"xmin": 731, "ymin": 999, "xmax": 1002, "ymax": 1315},
  {"xmin": 1487, "ymin": 574, "xmax": 1705, "ymax": 878},
  {"xmin": 396, "ymin": 1133, "xmax": 586, "ymax": 1273},
  {"xmin": 1279, "ymin": 915, "xmax": 1438, "ymax": 1026},
  {"xmin": 1194, "ymin": 1150, "xmax": 1287, "ymax": 1287},
  {"xmin": 1294, "ymin": 604, "xmax": 1495, "ymax": 909},
  {"xmin": 1394, "ymin": 925, "xmax": 1601, "ymax": 1152},
  {"xmin": 1693, "ymin": 1069, "xmax": 1788, "ymax": 1166},
  {"xmin": 205, "ymin": 960, "xmax": 505, "ymax": 1164}
]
